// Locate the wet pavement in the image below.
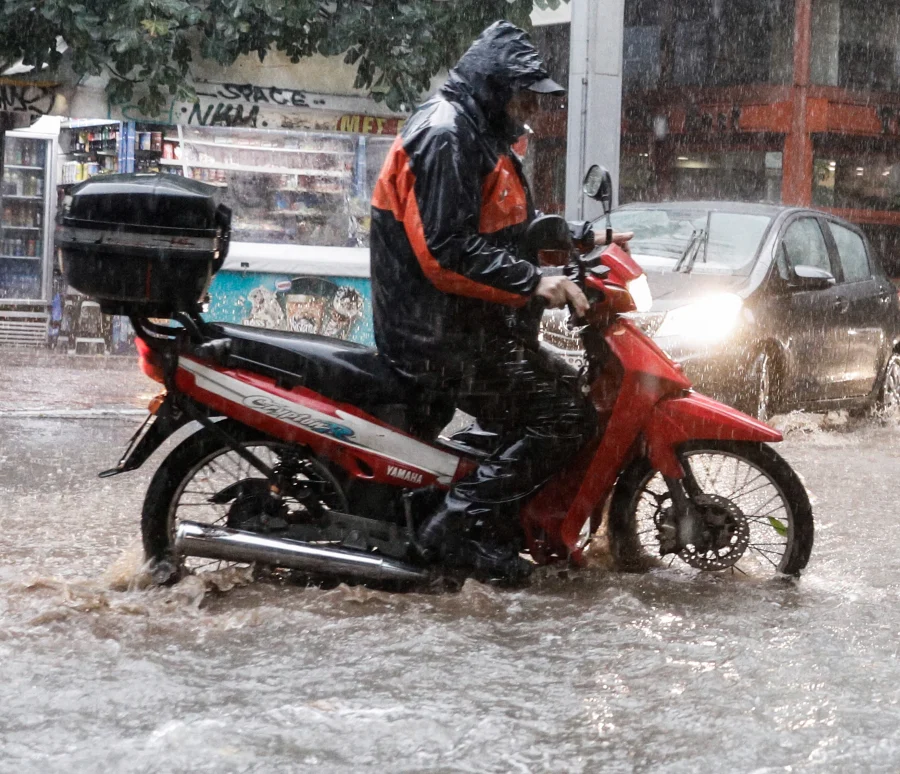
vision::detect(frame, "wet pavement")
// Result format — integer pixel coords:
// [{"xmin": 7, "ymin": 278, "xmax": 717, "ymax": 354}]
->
[
  {"xmin": 0, "ymin": 351, "xmax": 155, "ymax": 415},
  {"xmin": 1, "ymin": 354, "xmax": 900, "ymax": 772}
]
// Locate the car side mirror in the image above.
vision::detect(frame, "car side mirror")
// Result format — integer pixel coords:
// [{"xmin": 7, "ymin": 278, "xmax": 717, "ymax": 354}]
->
[
  {"xmin": 520, "ymin": 214, "xmax": 573, "ymax": 264},
  {"xmin": 791, "ymin": 265, "xmax": 836, "ymax": 291}
]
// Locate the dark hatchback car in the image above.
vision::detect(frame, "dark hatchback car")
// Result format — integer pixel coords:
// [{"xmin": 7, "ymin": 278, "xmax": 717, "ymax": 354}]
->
[{"xmin": 542, "ymin": 202, "xmax": 900, "ymax": 420}]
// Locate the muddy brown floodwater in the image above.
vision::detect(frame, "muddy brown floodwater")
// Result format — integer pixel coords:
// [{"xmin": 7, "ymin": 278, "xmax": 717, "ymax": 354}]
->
[{"xmin": 1, "ymin": 410, "xmax": 900, "ymax": 773}]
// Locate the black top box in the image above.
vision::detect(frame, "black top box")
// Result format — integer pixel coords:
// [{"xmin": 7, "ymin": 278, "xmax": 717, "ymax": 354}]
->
[{"xmin": 58, "ymin": 173, "xmax": 231, "ymax": 316}]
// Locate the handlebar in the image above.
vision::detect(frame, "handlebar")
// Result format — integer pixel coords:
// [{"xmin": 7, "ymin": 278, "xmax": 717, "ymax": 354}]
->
[{"xmin": 529, "ymin": 293, "xmax": 586, "ymax": 328}]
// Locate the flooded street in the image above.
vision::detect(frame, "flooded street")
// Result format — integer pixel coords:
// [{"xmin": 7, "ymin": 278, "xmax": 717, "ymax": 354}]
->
[{"xmin": 1, "ymin": 364, "xmax": 900, "ymax": 773}]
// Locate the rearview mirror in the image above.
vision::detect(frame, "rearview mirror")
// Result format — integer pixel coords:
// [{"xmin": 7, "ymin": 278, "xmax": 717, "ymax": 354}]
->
[
  {"xmin": 792, "ymin": 265, "xmax": 836, "ymax": 291},
  {"xmin": 520, "ymin": 214, "xmax": 572, "ymax": 264},
  {"xmin": 582, "ymin": 165, "xmax": 614, "ymax": 214}
]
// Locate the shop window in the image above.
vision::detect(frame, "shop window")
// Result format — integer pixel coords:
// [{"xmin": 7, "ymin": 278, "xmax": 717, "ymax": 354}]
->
[
  {"xmin": 812, "ymin": 0, "xmax": 900, "ymax": 90},
  {"xmin": 525, "ymin": 23, "xmax": 569, "ymax": 215},
  {"xmin": 531, "ymin": 24, "xmax": 570, "ymax": 87},
  {"xmin": 861, "ymin": 224, "xmax": 900, "ymax": 278},
  {"xmin": 623, "ymin": 26, "xmax": 661, "ymax": 91},
  {"xmin": 674, "ymin": 150, "xmax": 782, "ymax": 203},
  {"xmin": 779, "ymin": 218, "xmax": 833, "ymax": 278},
  {"xmin": 623, "ymin": 0, "xmax": 793, "ymax": 91},
  {"xmin": 171, "ymin": 125, "xmax": 381, "ymax": 248},
  {"xmin": 828, "ymin": 221, "xmax": 871, "ymax": 282},
  {"xmin": 621, "ymin": 148, "xmax": 783, "ymax": 206},
  {"xmin": 813, "ymin": 153, "xmax": 900, "ymax": 212},
  {"xmin": 620, "ymin": 150, "xmax": 656, "ymax": 204}
]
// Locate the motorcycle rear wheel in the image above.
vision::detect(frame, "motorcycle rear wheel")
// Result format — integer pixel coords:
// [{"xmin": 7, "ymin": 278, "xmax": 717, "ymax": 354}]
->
[
  {"xmin": 141, "ymin": 421, "xmax": 347, "ymax": 582},
  {"xmin": 606, "ymin": 441, "xmax": 814, "ymax": 577}
]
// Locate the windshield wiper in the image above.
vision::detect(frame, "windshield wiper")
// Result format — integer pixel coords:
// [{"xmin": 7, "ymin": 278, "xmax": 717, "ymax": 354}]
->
[{"xmin": 672, "ymin": 228, "xmax": 707, "ymax": 273}]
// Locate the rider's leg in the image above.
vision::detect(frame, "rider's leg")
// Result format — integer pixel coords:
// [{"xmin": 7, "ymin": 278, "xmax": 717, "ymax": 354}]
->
[{"xmin": 417, "ymin": 346, "xmax": 598, "ymax": 569}]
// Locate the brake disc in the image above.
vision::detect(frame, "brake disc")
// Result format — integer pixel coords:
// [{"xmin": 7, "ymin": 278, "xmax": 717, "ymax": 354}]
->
[{"xmin": 677, "ymin": 493, "xmax": 750, "ymax": 570}]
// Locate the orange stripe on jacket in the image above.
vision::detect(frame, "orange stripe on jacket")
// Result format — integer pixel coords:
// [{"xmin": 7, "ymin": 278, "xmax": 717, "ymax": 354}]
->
[
  {"xmin": 372, "ymin": 139, "xmax": 529, "ymax": 307},
  {"xmin": 479, "ymin": 155, "xmax": 529, "ymax": 234}
]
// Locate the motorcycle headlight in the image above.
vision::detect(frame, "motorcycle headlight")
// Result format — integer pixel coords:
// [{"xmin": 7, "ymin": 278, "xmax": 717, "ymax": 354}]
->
[
  {"xmin": 626, "ymin": 274, "xmax": 653, "ymax": 313},
  {"xmin": 655, "ymin": 293, "xmax": 744, "ymax": 342}
]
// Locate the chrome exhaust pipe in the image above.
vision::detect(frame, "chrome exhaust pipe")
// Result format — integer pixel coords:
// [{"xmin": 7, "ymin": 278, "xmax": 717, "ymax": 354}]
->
[{"xmin": 175, "ymin": 521, "xmax": 428, "ymax": 583}]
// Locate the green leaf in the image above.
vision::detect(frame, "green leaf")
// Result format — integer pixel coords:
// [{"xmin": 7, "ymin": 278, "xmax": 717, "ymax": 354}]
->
[
  {"xmin": 768, "ymin": 517, "xmax": 788, "ymax": 537},
  {"xmin": 0, "ymin": 0, "xmax": 547, "ymax": 115}
]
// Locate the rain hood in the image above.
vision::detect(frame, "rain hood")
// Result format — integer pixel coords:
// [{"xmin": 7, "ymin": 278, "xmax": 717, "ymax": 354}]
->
[{"xmin": 443, "ymin": 20, "xmax": 562, "ymax": 138}]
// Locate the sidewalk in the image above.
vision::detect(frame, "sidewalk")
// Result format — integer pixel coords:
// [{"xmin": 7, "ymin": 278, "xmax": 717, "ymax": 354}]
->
[{"xmin": 0, "ymin": 348, "xmax": 157, "ymax": 414}]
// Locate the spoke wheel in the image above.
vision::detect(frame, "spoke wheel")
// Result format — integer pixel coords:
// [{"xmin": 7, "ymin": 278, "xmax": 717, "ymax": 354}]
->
[
  {"xmin": 142, "ymin": 421, "xmax": 347, "ymax": 581},
  {"xmin": 607, "ymin": 441, "xmax": 813, "ymax": 577},
  {"xmin": 879, "ymin": 353, "xmax": 900, "ymax": 412}
]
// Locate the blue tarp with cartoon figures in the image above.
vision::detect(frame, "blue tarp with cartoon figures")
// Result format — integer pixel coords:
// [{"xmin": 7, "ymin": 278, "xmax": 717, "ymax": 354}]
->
[
  {"xmin": 53, "ymin": 271, "xmax": 374, "ymax": 354},
  {"xmin": 206, "ymin": 272, "xmax": 375, "ymax": 346}
]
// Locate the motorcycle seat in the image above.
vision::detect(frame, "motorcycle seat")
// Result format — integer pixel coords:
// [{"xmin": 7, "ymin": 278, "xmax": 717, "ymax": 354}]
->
[{"xmin": 207, "ymin": 323, "xmax": 450, "ymax": 437}]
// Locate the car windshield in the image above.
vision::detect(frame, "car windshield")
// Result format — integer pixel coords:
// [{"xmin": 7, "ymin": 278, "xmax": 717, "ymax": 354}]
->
[{"xmin": 606, "ymin": 208, "xmax": 774, "ymax": 275}]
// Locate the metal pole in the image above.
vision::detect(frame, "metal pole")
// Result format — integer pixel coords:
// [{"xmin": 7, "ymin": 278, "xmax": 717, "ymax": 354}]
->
[
  {"xmin": 565, "ymin": 0, "xmax": 626, "ymax": 222},
  {"xmin": 783, "ymin": 0, "xmax": 813, "ymax": 206}
]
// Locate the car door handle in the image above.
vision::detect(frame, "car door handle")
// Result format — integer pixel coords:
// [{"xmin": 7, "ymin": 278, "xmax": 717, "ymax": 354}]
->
[{"xmin": 833, "ymin": 297, "xmax": 850, "ymax": 313}]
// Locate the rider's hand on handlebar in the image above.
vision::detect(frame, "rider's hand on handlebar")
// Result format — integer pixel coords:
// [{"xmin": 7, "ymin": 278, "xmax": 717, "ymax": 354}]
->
[{"xmin": 535, "ymin": 276, "xmax": 590, "ymax": 317}]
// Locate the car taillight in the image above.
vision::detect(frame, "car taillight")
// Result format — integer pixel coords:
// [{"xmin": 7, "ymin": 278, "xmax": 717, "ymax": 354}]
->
[{"xmin": 135, "ymin": 336, "xmax": 166, "ymax": 384}]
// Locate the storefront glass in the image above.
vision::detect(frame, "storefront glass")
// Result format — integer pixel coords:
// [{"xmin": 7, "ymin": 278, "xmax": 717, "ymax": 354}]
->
[
  {"xmin": 813, "ymin": 150, "xmax": 900, "ymax": 212},
  {"xmin": 623, "ymin": 0, "xmax": 794, "ymax": 91},
  {"xmin": 811, "ymin": 0, "xmax": 900, "ymax": 91},
  {"xmin": 621, "ymin": 147, "xmax": 783, "ymax": 204},
  {"xmin": 527, "ymin": 23, "xmax": 570, "ymax": 215},
  {"xmin": 163, "ymin": 125, "xmax": 398, "ymax": 248}
]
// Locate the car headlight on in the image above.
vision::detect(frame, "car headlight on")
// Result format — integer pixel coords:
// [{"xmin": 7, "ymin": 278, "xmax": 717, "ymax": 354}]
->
[
  {"xmin": 626, "ymin": 274, "xmax": 653, "ymax": 313},
  {"xmin": 655, "ymin": 293, "xmax": 744, "ymax": 342}
]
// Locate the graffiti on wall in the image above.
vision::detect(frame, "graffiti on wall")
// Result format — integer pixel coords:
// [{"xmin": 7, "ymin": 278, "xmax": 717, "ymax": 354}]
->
[
  {"xmin": 336, "ymin": 114, "xmax": 406, "ymax": 135},
  {"xmin": 0, "ymin": 79, "xmax": 57, "ymax": 119},
  {"xmin": 182, "ymin": 82, "xmax": 318, "ymax": 128},
  {"xmin": 109, "ymin": 80, "xmax": 402, "ymax": 132}
]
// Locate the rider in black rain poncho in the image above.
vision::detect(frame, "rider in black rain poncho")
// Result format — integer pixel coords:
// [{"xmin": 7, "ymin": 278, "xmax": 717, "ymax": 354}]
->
[{"xmin": 370, "ymin": 21, "xmax": 611, "ymax": 580}]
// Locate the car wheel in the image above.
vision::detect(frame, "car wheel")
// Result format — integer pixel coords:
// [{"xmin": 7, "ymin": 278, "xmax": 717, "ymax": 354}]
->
[
  {"xmin": 879, "ymin": 352, "xmax": 900, "ymax": 412},
  {"xmin": 747, "ymin": 350, "xmax": 773, "ymax": 422}
]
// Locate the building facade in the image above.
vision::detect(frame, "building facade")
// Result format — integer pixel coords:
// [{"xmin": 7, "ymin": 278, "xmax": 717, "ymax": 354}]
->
[{"xmin": 534, "ymin": 0, "xmax": 900, "ymax": 275}]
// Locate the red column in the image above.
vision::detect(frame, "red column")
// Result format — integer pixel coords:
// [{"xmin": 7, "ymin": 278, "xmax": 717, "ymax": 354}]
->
[{"xmin": 783, "ymin": 0, "xmax": 814, "ymax": 205}]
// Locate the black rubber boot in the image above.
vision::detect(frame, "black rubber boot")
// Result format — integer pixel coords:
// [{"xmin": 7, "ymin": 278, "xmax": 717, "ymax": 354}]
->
[
  {"xmin": 416, "ymin": 493, "xmax": 474, "ymax": 551},
  {"xmin": 446, "ymin": 539, "xmax": 533, "ymax": 584},
  {"xmin": 418, "ymin": 496, "xmax": 532, "ymax": 583}
]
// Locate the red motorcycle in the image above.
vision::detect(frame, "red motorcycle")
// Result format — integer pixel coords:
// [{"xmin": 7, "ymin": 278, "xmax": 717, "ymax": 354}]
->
[{"xmin": 62, "ymin": 169, "xmax": 813, "ymax": 585}]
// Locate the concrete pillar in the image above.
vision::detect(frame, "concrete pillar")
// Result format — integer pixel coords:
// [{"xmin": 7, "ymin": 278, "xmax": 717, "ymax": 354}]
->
[{"xmin": 565, "ymin": 0, "xmax": 626, "ymax": 221}]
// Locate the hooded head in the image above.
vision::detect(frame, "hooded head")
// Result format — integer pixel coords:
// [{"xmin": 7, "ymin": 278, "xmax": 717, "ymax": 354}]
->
[{"xmin": 445, "ymin": 21, "xmax": 565, "ymax": 131}]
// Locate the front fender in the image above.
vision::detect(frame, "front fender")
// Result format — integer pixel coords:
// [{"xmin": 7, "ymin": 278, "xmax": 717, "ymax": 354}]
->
[{"xmin": 644, "ymin": 391, "xmax": 783, "ymax": 478}]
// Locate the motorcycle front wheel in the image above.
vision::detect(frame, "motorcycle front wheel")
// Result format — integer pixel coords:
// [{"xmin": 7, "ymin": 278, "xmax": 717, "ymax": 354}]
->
[{"xmin": 606, "ymin": 441, "xmax": 814, "ymax": 577}]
